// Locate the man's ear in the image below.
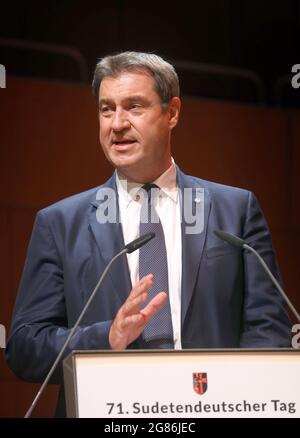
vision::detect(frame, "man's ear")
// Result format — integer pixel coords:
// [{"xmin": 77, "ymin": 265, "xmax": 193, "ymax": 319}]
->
[{"xmin": 168, "ymin": 97, "xmax": 181, "ymax": 129}]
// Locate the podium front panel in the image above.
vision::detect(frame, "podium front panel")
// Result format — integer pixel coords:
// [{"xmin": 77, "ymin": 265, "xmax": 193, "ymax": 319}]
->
[{"xmin": 63, "ymin": 349, "xmax": 300, "ymax": 418}]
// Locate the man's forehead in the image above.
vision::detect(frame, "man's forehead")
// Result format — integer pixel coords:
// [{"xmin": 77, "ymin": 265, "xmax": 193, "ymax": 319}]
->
[{"xmin": 98, "ymin": 70, "xmax": 157, "ymax": 100}]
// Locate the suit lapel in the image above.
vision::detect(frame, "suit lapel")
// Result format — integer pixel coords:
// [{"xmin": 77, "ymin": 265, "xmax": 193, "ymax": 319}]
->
[
  {"xmin": 87, "ymin": 168, "xmax": 211, "ymax": 325},
  {"xmin": 177, "ymin": 168, "xmax": 211, "ymax": 326},
  {"xmin": 88, "ymin": 174, "xmax": 132, "ymax": 304}
]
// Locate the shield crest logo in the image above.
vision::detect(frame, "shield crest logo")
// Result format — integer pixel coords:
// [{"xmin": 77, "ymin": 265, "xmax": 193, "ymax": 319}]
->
[{"xmin": 193, "ymin": 372, "xmax": 208, "ymax": 395}]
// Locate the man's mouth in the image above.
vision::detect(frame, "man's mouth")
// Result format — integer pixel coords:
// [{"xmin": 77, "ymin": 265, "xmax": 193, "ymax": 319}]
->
[
  {"xmin": 112, "ymin": 139, "xmax": 137, "ymax": 150},
  {"xmin": 113, "ymin": 139, "xmax": 136, "ymax": 144}
]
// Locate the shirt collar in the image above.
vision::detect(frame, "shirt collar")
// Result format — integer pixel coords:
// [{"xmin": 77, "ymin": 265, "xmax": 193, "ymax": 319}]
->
[{"xmin": 116, "ymin": 160, "xmax": 178, "ymax": 208}]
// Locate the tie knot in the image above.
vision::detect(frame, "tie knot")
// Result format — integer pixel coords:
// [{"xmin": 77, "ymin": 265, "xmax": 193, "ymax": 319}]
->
[
  {"xmin": 142, "ymin": 183, "xmax": 159, "ymax": 193},
  {"xmin": 140, "ymin": 183, "xmax": 159, "ymax": 205}
]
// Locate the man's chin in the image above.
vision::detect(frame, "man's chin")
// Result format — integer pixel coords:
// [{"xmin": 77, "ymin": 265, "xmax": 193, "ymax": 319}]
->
[
  {"xmin": 113, "ymin": 157, "xmax": 148, "ymax": 181},
  {"xmin": 111, "ymin": 154, "xmax": 142, "ymax": 171}
]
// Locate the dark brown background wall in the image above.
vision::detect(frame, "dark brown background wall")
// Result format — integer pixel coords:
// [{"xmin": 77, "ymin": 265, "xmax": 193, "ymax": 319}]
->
[
  {"xmin": 1, "ymin": 1, "xmax": 299, "ymax": 106},
  {"xmin": 0, "ymin": 78, "xmax": 299, "ymax": 417}
]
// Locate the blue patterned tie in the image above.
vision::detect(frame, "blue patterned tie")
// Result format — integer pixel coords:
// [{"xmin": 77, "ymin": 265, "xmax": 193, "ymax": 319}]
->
[{"xmin": 139, "ymin": 183, "xmax": 174, "ymax": 349}]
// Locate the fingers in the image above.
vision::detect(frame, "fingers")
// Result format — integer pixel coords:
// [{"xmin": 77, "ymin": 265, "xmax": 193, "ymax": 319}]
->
[
  {"xmin": 122, "ymin": 291, "xmax": 148, "ymax": 315},
  {"xmin": 109, "ymin": 274, "xmax": 154, "ymax": 349},
  {"xmin": 118, "ymin": 312, "xmax": 145, "ymax": 331},
  {"xmin": 119, "ymin": 291, "xmax": 167, "ymax": 331},
  {"xmin": 121, "ymin": 274, "xmax": 153, "ymax": 316},
  {"xmin": 130, "ymin": 274, "xmax": 153, "ymax": 299},
  {"xmin": 109, "ymin": 275, "xmax": 168, "ymax": 350},
  {"xmin": 140, "ymin": 291, "xmax": 168, "ymax": 320}
]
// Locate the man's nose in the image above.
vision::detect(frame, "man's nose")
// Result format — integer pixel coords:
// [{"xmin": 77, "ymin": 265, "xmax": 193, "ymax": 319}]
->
[{"xmin": 111, "ymin": 108, "xmax": 130, "ymax": 132}]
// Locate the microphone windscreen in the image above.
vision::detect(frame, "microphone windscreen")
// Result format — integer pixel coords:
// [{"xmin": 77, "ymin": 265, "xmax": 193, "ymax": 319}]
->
[{"xmin": 125, "ymin": 232, "xmax": 155, "ymax": 253}]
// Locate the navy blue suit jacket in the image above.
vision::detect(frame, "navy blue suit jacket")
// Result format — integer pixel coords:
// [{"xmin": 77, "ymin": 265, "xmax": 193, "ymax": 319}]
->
[{"xmin": 6, "ymin": 167, "xmax": 291, "ymax": 388}]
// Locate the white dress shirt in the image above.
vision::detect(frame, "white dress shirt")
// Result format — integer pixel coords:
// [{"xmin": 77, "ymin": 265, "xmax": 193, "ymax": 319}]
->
[{"xmin": 116, "ymin": 162, "xmax": 182, "ymax": 349}]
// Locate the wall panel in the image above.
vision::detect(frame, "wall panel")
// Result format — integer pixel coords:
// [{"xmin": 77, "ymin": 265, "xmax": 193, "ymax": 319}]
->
[{"xmin": 173, "ymin": 99, "xmax": 290, "ymax": 229}]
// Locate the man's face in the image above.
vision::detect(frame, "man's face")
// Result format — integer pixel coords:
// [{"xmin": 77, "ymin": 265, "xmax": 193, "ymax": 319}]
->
[{"xmin": 98, "ymin": 71, "xmax": 180, "ymax": 182}]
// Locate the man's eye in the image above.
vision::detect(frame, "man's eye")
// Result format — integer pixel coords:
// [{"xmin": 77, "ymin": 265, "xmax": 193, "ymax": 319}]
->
[
  {"xmin": 100, "ymin": 106, "xmax": 113, "ymax": 115},
  {"xmin": 130, "ymin": 104, "xmax": 143, "ymax": 110}
]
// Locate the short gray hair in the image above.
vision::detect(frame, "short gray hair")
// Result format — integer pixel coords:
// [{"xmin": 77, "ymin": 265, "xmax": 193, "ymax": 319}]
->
[{"xmin": 92, "ymin": 51, "xmax": 180, "ymax": 109}]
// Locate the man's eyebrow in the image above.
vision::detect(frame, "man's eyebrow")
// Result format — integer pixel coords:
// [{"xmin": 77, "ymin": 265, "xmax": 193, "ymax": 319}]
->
[
  {"xmin": 124, "ymin": 95, "xmax": 149, "ymax": 102},
  {"xmin": 98, "ymin": 95, "xmax": 150, "ymax": 106},
  {"xmin": 98, "ymin": 98, "xmax": 112, "ymax": 106}
]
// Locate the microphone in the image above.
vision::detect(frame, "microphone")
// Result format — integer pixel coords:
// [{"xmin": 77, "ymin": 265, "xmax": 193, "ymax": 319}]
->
[
  {"xmin": 214, "ymin": 229, "xmax": 245, "ymax": 249},
  {"xmin": 24, "ymin": 232, "xmax": 155, "ymax": 418},
  {"xmin": 125, "ymin": 232, "xmax": 155, "ymax": 253},
  {"xmin": 214, "ymin": 229, "xmax": 300, "ymax": 324}
]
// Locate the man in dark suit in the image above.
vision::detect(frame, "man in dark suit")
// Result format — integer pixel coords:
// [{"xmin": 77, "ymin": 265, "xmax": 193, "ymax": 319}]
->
[{"xmin": 5, "ymin": 52, "xmax": 291, "ymax": 415}]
